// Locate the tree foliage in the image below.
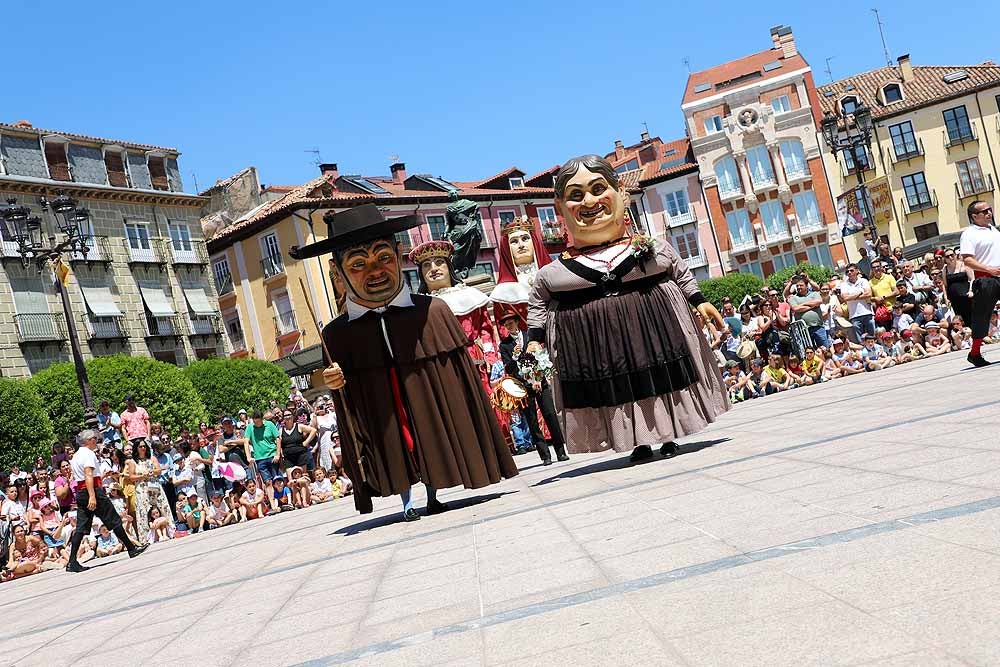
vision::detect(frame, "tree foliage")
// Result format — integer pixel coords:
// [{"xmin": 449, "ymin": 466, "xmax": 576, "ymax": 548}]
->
[
  {"xmin": 0, "ymin": 378, "xmax": 55, "ymax": 470},
  {"xmin": 183, "ymin": 357, "xmax": 290, "ymax": 420},
  {"xmin": 698, "ymin": 272, "xmax": 765, "ymax": 308},
  {"xmin": 31, "ymin": 355, "xmax": 207, "ymax": 442},
  {"xmin": 766, "ymin": 262, "xmax": 837, "ymax": 293}
]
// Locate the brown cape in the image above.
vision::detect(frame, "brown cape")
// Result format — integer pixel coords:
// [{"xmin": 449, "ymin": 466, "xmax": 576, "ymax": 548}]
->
[{"xmin": 324, "ymin": 294, "xmax": 518, "ymax": 514}]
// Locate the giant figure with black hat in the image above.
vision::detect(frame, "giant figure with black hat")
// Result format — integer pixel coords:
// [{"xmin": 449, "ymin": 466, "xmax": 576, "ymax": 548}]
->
[{"xmin": 290, "ymin": 204, "xmax": 518, "ymax": 521}]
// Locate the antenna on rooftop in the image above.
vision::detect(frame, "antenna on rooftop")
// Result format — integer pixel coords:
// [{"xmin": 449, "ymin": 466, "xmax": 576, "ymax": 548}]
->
[
  {"xmin": 682, "ymin": 56, "xmax": 691, "ymax": 73},
  {"xmin": 191, "ymin": 172, "xmax": 200, "ymax": 193},
  {"xmin": 304, "ymin": 148, "xmax": 322, "ymax": 166},
  {"xmin": 872, "ymin": 8, "xmax": 893, "ymax": 67},
  {"xmin": 642, "ymin": 121, "xmax": 650, "ymax": 134},
  {"xmin": 388, "ymin": 153, "xmax": 400, "ymax": 163},
  {"xmin": 824, "ymin": 57, "xmax": 835, "ymax": 83}
]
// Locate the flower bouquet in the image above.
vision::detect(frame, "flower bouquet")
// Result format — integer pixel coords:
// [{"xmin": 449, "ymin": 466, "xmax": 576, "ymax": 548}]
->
[{"xmin": 518, "ymin": 349, "xmax": 555, "ymax": 385}]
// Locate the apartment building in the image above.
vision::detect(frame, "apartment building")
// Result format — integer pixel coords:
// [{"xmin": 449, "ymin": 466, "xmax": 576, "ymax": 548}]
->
[
  {"xmin": 817, "ymin": 56, "xmax": 1000, "ymax": 255},
  {"xmin": 0, "ymin": 121, "xmax": 222, "ymax": 376}
]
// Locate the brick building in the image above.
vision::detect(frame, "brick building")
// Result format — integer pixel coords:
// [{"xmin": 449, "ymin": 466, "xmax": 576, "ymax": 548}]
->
[
  {"xmin": 0, "ymin": 121, "xmax": 223, "ymax": 376},
  {"xmin": 682, "ymin": 26, "xmax": 847, "ymax": 279}
]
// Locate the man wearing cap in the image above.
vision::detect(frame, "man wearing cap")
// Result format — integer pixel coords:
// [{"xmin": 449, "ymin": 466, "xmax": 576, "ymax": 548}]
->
[
  {"xmin": 959, "ymin": 200, "xmax": 1000, "ymax": 366},
  {"xmin": 65, "ymin": 430, "xmax": 146, "ymax": 572},
  {"xmin": 290, "ymin": 203, "xmax": 518, "ymax": 522},
  {"xmin": 96, "ymin": 400, "xmax": 123, "ymax": 450},
  {"xmin": 120, "ymin": 396, "xmax": 150, "ymax": 448}
]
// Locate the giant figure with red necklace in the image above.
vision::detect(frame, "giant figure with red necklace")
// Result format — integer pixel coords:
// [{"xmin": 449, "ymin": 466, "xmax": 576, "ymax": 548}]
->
[{"xmin": 290, "ymin": 204, "xmax": 517, "ymax": 521}]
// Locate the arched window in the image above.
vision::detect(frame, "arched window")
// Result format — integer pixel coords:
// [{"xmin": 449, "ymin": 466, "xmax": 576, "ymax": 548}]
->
[
  {"xmin": 882, "ymin": 83, "xmax": 903, "ymax": 104},
  {"xmin": 840, "ymin": 95, "xmax": 859, "ymax": 114},
  {"xmin": 714, "ymin": 156, "xmax": 742, "ymax": 196}
]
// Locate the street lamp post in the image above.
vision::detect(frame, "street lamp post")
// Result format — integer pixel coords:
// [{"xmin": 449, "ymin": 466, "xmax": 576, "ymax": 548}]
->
[
  {"xmin": 2, "ymin": 194, "xmax": 98, "ymax": 429},
  {"xmin": 821, "ymin": 103, "xmax": 879, "ymax": 245}
]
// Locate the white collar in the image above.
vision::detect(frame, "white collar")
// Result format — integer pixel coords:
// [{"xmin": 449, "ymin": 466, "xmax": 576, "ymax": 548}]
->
[{"xmin": 345, "ymin": 284, "xmax": 415, "ymax": 321}]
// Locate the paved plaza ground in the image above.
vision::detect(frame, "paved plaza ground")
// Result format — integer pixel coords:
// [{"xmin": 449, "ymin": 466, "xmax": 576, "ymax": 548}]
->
[{"xmin": 3, "ymin": 352, "xmax": 1000, "ymax": 666}]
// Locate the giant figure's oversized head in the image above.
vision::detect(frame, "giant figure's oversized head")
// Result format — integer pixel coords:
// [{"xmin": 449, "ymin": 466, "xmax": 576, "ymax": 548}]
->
[{"xmin": 554, "ymin": 154, "xmax": 630, "ymax": 248}]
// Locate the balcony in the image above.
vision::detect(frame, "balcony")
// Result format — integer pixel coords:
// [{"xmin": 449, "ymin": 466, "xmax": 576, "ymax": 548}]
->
[
  {"xmin": 261, "ymin": 254, "xmax": 285, "ymax": 279},
  {"xmin": 956, "ymin": 173, "xmax": 995, "ymax": 199},
  {"xmin": 274, "ymin": 308, "xmax": 298, "ymax": 336},
  {"xmin": 945, "ymin": 123, "xmax": 978, "ymax": 150},
  {"xmin": 168, "ymin": 240, "xmax": 208, "ymax": 266},
  {"xmin": 762, "ymin": 223, "xmax": 792, "ymax": 243},
  {"xmin": 228, "ymin": 332, "xmax": 247, "ymax": 353},
  {"xmin": 751, "ymin": 174, "xmax": 778, "ymax": 194},
  {"xmin": 188, "ymin": 315, "xmax": 222, "ymax": 336},
  {"xmin": 729, "ymin": 236, "xmax": 757, "ymax": 253},
  {"xmin": 785, "ymin": 167, "xmax": 811, "ymax": 185},
  {"xmin": 718, "ymin": 184, "xmax": 744, "ymax": 203},
  {"xmin": 124, "ymin": 238, "xmax": 166, "ymax": 265},
  {"xmin": 684, "ymin": 251, "xmax": 708, "ymax": 269},
  {"xmin": 14, "ymin": 313, "xmax": 66, "ymax": 343},
  {"xmin": 83, "ymin": 315, "xmax": 127, "ymax": 340},
  {"xmin": 901, "ymin": 189, "xmax": 938, "ymax": 215},
  {"xmin": 215, "ymin": 274, "xmax": 235, "ymax": 297},
  {"xmin": 144, "ymin": 315, "xmax": 186, "ymax": 338},
  {"xmin": 665, "ymin": 210, "xmax": 696, "ymax": 228},
  {"xmin": 891, "ymin": 138, "xmax": 925, "ymax": 164},
  {"xmin": 68, "ymin": 236, "xmax": 113, "ymax": 264},
  {"xmin": 796, "ymin": 214, "xmax": 827, "ymax": 233},
  {"xmin": 540, "ymin": 223, "xmax": 566, "ymax": 244}
]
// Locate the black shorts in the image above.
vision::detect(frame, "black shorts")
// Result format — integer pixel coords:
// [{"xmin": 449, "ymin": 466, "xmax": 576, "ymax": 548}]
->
[{"xmin": 283, "ymin": 448, "xmax": 314, "ymax": 471}]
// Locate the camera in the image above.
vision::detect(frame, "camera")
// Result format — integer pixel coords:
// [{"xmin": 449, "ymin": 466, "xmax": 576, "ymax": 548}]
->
[{"xmin": 833, "ymin": 288, "xmax": 841, "ymax": 295}]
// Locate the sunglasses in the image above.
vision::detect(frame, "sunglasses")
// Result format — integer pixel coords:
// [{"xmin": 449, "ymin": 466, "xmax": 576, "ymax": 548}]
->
[{"xmin": 975, "ymin": 208, "xmax": 993, "ymax": 215}]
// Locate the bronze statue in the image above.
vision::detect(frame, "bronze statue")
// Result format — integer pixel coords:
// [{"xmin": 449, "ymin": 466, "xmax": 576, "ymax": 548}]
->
[{"xmin": 444, "ymin": 191, "xmax": 483, "ymax": 278}]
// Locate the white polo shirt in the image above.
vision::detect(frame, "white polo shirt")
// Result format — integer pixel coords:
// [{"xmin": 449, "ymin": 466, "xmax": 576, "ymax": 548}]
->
[
  {"xmin": 70, "ymin": 446, "xmax": 101, "ymax": 491},
  {"xmin": 960, "ymin": 223, "xmax": 1000, "ymax": 267}
]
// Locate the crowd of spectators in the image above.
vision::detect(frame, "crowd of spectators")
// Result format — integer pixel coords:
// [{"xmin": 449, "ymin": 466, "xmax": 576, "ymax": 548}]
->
[
  {"xmin": 704, "ymin": 244, "xmax": 995, "ymax": 402},
  {"xmin": 0, "ymin": 388, "xmax": 349, "ymax": 582}
]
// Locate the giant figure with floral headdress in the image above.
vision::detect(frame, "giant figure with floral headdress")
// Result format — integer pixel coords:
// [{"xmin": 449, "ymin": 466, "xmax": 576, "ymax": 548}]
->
[{"xmin": 527, "ymin": 155, "xmax": 728, "ymax": 462}]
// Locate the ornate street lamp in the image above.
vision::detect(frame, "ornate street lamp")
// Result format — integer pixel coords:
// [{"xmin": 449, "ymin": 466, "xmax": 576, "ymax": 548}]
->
[
  {"xmin": 2, "ymin": 193, "xmax": 98, "ymax": 429},
  {"xmin": 820, "ymin": 102, "xmax": 878, "ymax": 243}
]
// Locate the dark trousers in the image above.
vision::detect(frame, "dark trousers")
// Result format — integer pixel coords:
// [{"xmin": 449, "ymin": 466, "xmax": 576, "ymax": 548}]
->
[
  {"xmin": 68, "ymin": 487, "xmax": 135, "ymax": 564},
  {"xmin": 971, "ymin": 276, "xmax": 1000, "ymax": 338},
  {"xmin": 523, "ymin": 383, "xmax": 566, "ymax": 462}
]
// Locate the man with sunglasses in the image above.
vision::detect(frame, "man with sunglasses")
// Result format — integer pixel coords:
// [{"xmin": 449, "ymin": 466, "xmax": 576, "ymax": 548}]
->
[
  {"xmin": 838, "ymin": 263, "xmax": 875, "ymax": 339},
  {"xmin": 959, "ymin": 200, "xmax": 1000, "ymax": 367}
]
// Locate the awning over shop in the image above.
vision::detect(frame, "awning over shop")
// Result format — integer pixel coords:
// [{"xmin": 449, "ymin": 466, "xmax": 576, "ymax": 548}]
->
[
  {"xmin": 274, "ymin": 343, "xmax": 325, "ymax": 377},
  {"xmin": 182, "ymin": 287, "xmax": 216, "ymax": 316},
  {"xmin": 139, "ymin": 285, "xmax": 176, "ymax": 317},
  {"xmin": 80, "ymin": 286, "xmax": 123, "ymax": 317}
]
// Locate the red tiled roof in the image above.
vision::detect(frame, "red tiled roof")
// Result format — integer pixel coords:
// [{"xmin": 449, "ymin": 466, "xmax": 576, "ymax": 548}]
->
[
  {"xmin": 472, "ymin": 166, "xmax": 525, "ymax": 189},
  {"xmin": 601, "ymin": 136, "xmax": 697, "ymax": 190},
  {"xmin": 683, "ymin": 48, "xmax": 809, "ymax": 105},
  {"xmin": 0, "ymin": 121, "xmax": 177, "ymax": 153},
  {"xmin": 816, "ymin": 62, "xmax": 1000, "ymax": 120},
  {"xmin": 524, "ymin": 165, "xmax": 560, "ymax": 186}
]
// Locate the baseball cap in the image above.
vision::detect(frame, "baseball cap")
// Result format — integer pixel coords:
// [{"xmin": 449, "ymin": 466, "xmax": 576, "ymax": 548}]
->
[
  {"xmin": 862, "ymin": 333, "xmax": 875, "ymax": 340},
  {"xmin": 725, "ymin": 360, "xmax": 741, "ymax": 367},
  {"xmin": 125, "ymin": 394, "xmax": 135, "ymax": 402},
  {"xmin": 238, "ymin": 409, "xmax": 247, "ymax": 415},
  {"xmin": 926, "ymin": 322, "xmax": 940, "ymax": 329},
  {"xmin": 38, "ymin": 498, "xmax": 52, "ymax": 509},
  {"xmin": 833, "ymin": 338, "xmax": 845, "ymax": 344},
  {"xmin": 221, "ymin": 417, "xmax": 234, "ymax": 425},
  {"xmin": 901, "ymin": 329, "xmax": 913, "ymax": 339},
  {"xmin": 210, "ymin": 490, "xmax": 222, "ymax": 497},
  {"xmin": 172, "ymin": 453, "xmax": 183, "ymax": 462}
]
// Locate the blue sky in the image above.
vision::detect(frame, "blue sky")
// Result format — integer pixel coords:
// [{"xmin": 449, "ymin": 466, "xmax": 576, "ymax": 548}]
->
[{"xmin": 9, "ymin": 0, "xmax": 998, "ymax": 192}]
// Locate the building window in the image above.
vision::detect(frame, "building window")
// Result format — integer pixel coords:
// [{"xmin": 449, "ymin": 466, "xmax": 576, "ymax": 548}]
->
[
  {"xmin": 943, "ymin": 105, "xmax": 973, "ymax": 144},
  {"xmin": 913, "ymin": 221, "xmax": 939, "ymax": 242},
  {"xmin": 44, "ymin": 140, "xmax": 71, "ymax": 181},
  {"xmin": 703, "ymin": 115, "xmax": 723, "ymax": 135},
  {"xmin": 806, "ymin": 244, "xmax": 834, "ymax": 267},
  {"xmin": 614, "ymin": 159, "xmax": 639, "ymax": 174},
  {"xmin": 104, "ymin": 149, "xmax": 129, "ymax": 187},
  {"xmin": 224, "ymin": 312, "xmax": 245, "ymax": 350},
  {"xmin": 272, "ymin": 291, "xmax": 296, "ymax": 335},
  {"xmin": 746, "ymin": 145, "xmax": 775, "ymax": 187},
  {"xmin": 844, "ymin": 146, "xmax": 870, "ymax": 173},
  {"xmin": 403, "ymin": 269, "xmax": 420, "ymax": 292},
  {"xmin": 260, "ymin": 232, "xmax": 283, "ymax": 277},
  {"xmin": 714, "ymin": 157, "xmax": 742, "ymax": 196},
  {"xmin": 738, "ymin": 261, "xmax": 764, "ymax": 279},
  {"xmin": 889, "ymin": 121, "xmax": 919, "ymax": 159},
  {"xmin": 168, "ymin": 223, "xmax": 192, "ymax": 252},
  {"xmin": 901, "ymin": 172, "xmax": 932, "ymax": 208},
  {"xmin": 793, "ymin": 191, "xmax": 823, "ymax": 231},
  {"xmin": 671, "ymin": 230, "xmax": 700, "ymax": 261},
  {"xmin": 725, "ymin": 209, "xmax": 753, "ymax": 247},
  {"xmin": 957, "ymin": 157, "xmax": 987, "ymax": 195},
  {"xmin": 508, "ymin": 176, "xmax": 524, "ymax": 189},
  {"xmin": 426, "ymin": 214, "xmax": 447, "ymax": 240},
  {"xmin": 395, "ymin": 231, "xmax": 412, "ymax": 252},
  {"xmin": 779, "ymin": 139, "xmax": 808, "ymax": 178},
  {"xmin": 771, "ymin": 95, "xmax": 791, "ymax": 113},
  {"xmin": 148, "ymin": 155, "xmax": 169, "ymax": 190},
  {"xmin": 772, "ymin": 251, "xmax": 797, "ymax": 272},
  {"xmin": 497, "ymin": 211, "xmax": 517, "ymax": 229},
  {"xmin": 537, "ymin": 206, "xmax": 557, "ymax": 224},
  {"xmin": 840, "ymin": 95, "xmax": 859, "ymax": 114},
  {"xmin": 882, "ymin": 83, "xmax": 903, "ymax": 103},
  {"xmin": 662, "ymin": 189, "xmax": 690, "ymax": 219},
  {"xmin": 213, "ymin": 257, "xmax": 234, "ymax": 295},
  {"xmin": 125, "ymin": 222, "xmax": 151, "ymax": 250},
  {"xmin": 759, "ymin": 200, "xmax": 786, "ymax": 238},
  {"xmin": 467, "ymin": 262, "xmax": 495, "ymax": 282}
]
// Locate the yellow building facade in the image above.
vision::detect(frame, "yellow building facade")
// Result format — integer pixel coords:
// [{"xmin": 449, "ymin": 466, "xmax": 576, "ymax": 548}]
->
[{"xmin": 818, "ymin": 56, "xmax": 1000, "ymax": 257}]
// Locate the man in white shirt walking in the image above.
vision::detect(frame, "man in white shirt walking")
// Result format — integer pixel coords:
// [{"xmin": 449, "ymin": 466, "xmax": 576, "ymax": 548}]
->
[{"xmin": 959, "ymin": 200, "xmax": 1000, "ymax": 367}]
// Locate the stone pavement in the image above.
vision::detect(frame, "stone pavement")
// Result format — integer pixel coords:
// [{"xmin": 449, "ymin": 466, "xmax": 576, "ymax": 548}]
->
[{"xmin": 3, "ymin": 352, "xmax": 1000, "ymax": 666}]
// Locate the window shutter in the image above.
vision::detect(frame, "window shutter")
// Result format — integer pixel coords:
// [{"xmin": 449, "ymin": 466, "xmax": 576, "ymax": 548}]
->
[
  {"xmin": 105, "ymin": 151, "xmax": 129, "ymax": 187},
  {"xmin": 148, "ymin": 156, "xmax": 169, "ymax": 190},
  {"xmin": 44, "ymin": 142, "xmax": 71, "ymax": 181}
]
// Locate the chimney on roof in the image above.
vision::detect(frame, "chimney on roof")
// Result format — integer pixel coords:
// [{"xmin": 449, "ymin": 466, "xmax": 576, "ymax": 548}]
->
[
  {"xmin": 390, "ymin": 162, "xmax": 407, "ymax": 184},
  {"xmin": 319, "ymin": 163, "xmax": 339, "ymax": 180},
  {"xmin": 769, "ymin": 25, "xmax": 797, "ymax": 58},
  {"xmin": 614, "ymin": 139, "xmax": 625, "ymax": 159},
  {"xmin": 640, "ymin": 130, "xmax": 650, "ymax": 143},
  {"xmin": 13, "ymin": 120, "xmax": 32, "ymax": 128},
  {"xmin": 897, "ymin": 54, "xmax": 914, "ymax": 82}
]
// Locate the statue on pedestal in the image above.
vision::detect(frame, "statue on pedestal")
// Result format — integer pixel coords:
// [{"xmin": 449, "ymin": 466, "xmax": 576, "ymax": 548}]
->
[{"xmin": 444, "ymin": 191, "xmax": 483, "ymax": 279}]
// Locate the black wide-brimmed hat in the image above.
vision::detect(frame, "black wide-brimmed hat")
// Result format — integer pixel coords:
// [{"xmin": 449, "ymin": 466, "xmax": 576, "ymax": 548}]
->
[{"xmin": 289, "ymin": 203, "xmax": 419, "ymax": 260}]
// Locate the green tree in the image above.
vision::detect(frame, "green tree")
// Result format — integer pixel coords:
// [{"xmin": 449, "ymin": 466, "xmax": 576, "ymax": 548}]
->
[
  {"xmin": 0, "ymin": 378, "xmax": 55, "ymax": 470},
  {"xmin": 698, "ymin": 272, "xmax": 765, "ymax": 308},
  {"xmin": 31, "ymin": 355, "xmax": 207, "ymax": 442},
  {"xmin": 767, "ymin": 262, "xmax": 836, "ymax": 293},
  {"xmin": 183, "ymin": 357, "xmax": 290, "ymax": 420}
]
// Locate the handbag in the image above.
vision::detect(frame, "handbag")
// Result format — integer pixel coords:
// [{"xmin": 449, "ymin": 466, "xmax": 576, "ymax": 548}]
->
[{"xmin": 874, "ymin": 304, "xmax": 892, "ymax": 323}]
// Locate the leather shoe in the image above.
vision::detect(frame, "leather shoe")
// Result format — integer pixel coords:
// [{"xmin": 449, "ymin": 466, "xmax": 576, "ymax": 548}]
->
[
  {"xmin": 556, "ymin": 453, "xmax": 570, "ymax": 462},
  {"xmin": 403, "ymin": 508, "xmax": 421, "ymax": 522},
  {"xmin": 128, "ymin": 544, "xmax": 149, "ymax": 559},
  {"xmin": 542, "ymin": 458, "xmax": 553, "ymax": 466},
  {"xmin": 426, "ymin": 499, "xmax": 450, "ymax": 515},
  {"xmin": 660, "ymin": 442, "xmax": 679, "ymax": 458},
  {"xmin": 66, "ymin": 561, "xmax": 88, "ymax": 573},
  {"xmin": 629, "ymin": 445, "xmax": 653, "ymax": 462},
  {"xmin": 968, "ymin": 353, "xmax": 991, "ymax": 368}
]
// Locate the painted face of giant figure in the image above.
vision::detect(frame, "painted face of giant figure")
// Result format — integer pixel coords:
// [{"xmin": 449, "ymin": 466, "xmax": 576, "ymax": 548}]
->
[
  {"xmin": 335, "ymin": 237, "xmax": 403, "ymax": 308},
  {"xmin": 554, "ymin": 157, "xmax": 629, "ymax": 248},
  {"xmin": 420, "ymin": 257, "xmax": 452, "ymax": 292},
  {"xmin": 508, "ymin": 230, "xmax": 535, "ymax": 266}
]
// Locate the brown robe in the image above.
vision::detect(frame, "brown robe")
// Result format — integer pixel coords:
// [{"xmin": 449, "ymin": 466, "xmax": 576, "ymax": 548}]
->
[{"xmin": 324, "ymin": 294, "xmax": 518, "ymax": 514}]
